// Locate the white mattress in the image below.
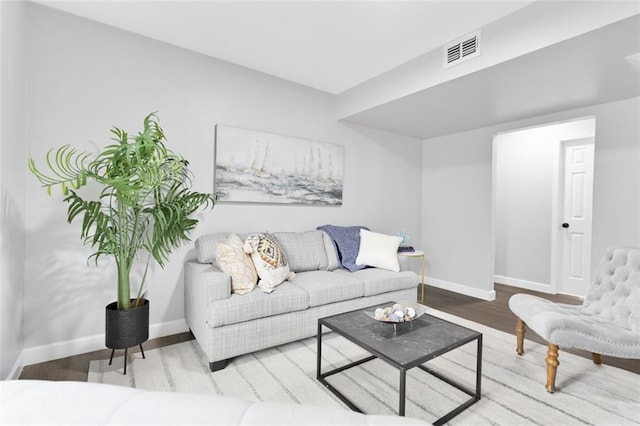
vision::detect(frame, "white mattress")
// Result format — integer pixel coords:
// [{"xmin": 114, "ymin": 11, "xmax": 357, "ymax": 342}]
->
[{"xmin": 0, "ymin": 380, "xmax": 431, "ymax": 425}]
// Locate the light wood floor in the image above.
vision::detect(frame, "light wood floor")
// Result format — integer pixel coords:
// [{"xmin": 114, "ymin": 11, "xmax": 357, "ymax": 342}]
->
[{"xmin": 19, "ymin": 283, "xmax": 639, "ymax": 381}]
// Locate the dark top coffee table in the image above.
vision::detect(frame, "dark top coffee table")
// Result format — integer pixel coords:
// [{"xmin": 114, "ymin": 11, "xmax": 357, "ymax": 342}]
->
[{"xmin": 317, "ymin": 302, "xmax": 482, "ymax": 425}]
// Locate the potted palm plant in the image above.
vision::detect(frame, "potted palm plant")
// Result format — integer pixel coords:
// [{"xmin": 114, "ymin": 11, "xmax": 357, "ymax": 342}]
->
[{"xmin": 29, "ymin": 112, "xmax": 215, "ymax": 372}]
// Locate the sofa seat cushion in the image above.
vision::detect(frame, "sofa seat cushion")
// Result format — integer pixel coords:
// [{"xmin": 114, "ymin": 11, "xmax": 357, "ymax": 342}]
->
[
  {"xmin": 207, "ymin": 282, "xmax": 309, "ymax": 327},
  {"xmin": 290, "ymin": 270, "xmax": 364, "ymax": 307},
  {"xmin": 334, "ymin": 268, "xmax": 418, "ymax": 297}
]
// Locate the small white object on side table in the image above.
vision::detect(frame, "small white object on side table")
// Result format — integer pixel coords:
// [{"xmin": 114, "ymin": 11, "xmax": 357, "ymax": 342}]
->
[{"xmin": 398, "ymin": 249, "xmax": 425, "ymax": 304}]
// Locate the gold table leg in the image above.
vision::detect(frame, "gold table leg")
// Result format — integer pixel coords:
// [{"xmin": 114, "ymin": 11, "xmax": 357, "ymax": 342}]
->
[
  {"xmin": 515, "ymin": 319, "xmax": 526, "ymax": 356},
  {"xmin": 420, "ymin": 254, "xmax": 425, "ymax": 304},
  {"xmin": 545, "ymin": 343, "xmax": 560, "ymax": 393}
]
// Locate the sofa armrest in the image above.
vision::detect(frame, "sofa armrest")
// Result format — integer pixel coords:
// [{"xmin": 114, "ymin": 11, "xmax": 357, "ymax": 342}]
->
[
  {"xmin": 185, "ymin": 261, "xmax": 231, "ymax": 302},
  {"xmin": 185, "ymin": 261, "xmax": 231, "ymax": 334}
]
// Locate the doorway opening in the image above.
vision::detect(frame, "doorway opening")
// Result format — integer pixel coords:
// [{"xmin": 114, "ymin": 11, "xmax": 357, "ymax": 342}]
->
[{"xmin": 492, "ymin": 117, "xmax": 596, "ymax": 297}]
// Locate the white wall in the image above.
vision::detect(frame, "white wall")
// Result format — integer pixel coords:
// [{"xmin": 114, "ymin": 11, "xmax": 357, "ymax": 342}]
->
[
  {"xmin": 591, "ymin": 98, "xmax": 640, "ymax": 260},
  {"xmin": 421, "ymin": 127, "xmax": 495, "ymax": 300},
  {"xmin": 0, "ymin": 0, "xmax": 27, "ymax": 379},
  {"xmin": 494, "ymin": 118, "xmax": 595, "ymax": 290},
  {"xmin": 494, "ymin": 130, "xmax": 556, "ymax": 285},
  {"xmin": 22, "ymin": 4, "xmax": 422, "ymax": 364},
  {"xmin": 422, "ymin": 97, "xmax": 640, "ymax": 299}
]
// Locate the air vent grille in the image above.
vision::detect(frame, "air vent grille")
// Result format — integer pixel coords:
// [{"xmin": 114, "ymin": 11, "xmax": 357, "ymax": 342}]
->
[
  {"xmin": 462, "ymin": 36, "xmax": 477, "ymax": 57},
  {"xmin": 443, "ymin": 30, "xmax": 481, "ymax": 68},
  {"xmin": 447, "ymin": 44, "xmax": 461, "ymax": 63}
]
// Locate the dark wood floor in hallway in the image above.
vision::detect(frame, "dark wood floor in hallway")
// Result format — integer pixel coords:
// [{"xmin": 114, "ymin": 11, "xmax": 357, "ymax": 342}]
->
[{"xmin": 19, "ymin": 283, "xmax": 639, "ymax": 381}]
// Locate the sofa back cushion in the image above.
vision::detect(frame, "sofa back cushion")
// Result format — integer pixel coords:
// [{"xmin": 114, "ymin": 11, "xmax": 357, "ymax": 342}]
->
[
  {"xmin": 196, "ymin": 230, "xmax": 339, "ymax": 272},
  {"xmin": 274, "ymin": 230, "xmax": 330, "ymax": 272},
  {"xmin": 321, "ymin": 231, "xmax": 341, "ymax": 271}
]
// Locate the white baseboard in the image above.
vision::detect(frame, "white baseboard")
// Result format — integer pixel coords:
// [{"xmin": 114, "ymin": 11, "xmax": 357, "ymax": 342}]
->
[
  {"xmin": 494, "ymin": 275, "xmax": 554, "ymax": 294},
  {"xmin": 425, "ymin": 276, "xmax": 496, "ymax": 301},
  {"xmin": 5, "ymin": 351, "xmax": 25, "ymax": 380},
  {"xmin": 22, "ymin": 319, "xmax": 189, "ymax": 366},
  {"xmin": 149, "ymin": 319, "xmax": 190, "ymax": 338}
]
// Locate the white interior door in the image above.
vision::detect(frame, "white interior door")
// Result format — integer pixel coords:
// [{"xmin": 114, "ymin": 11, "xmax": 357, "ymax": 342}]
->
[{"xmin": 559, "ymin": 138, "xmax": 594, "ymax": 296}]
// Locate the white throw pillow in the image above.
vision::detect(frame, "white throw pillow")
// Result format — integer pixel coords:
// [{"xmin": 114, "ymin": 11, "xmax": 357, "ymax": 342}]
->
[
  {"xmin": 216, "ymin": 234, "xmax": 258, "ymax": 295},
  {"xmin": 244, "ymin": 233, "xmax": 295, "ymax": 293},
  {"xmin": 355, "ymin": 229, "xmax": 403, "ymax": 272}
]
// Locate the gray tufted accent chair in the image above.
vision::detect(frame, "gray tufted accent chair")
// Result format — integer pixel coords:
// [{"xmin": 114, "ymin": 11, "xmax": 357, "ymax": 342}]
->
[{"xmin": 508, "ymin": 247, "xmax": 640, "ymax": 393}]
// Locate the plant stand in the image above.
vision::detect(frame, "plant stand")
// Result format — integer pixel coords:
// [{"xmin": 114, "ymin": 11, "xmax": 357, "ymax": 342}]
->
[
  {"xmin": 105, "ymin": 300, "xmax": 150, "ymax": 375},
  {"xmin": 108, "ymin": 344, "xmax": 146, "ymax": 375}
]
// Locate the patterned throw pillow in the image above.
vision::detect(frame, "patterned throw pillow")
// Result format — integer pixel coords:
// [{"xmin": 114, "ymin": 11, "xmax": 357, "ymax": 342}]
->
[
  {"xmin": 244, "ymin": 233, "xmax": 295, "ymax": 293},
  {"xmin": 216, "ymin": 234, "xmax": 258, "ymax": 295}
]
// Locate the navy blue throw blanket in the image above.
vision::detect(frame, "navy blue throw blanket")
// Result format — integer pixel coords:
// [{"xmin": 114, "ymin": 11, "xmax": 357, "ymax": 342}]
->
[{"xmin": 317, "ymin": 224, "xmax": 370, "ymax": 272}]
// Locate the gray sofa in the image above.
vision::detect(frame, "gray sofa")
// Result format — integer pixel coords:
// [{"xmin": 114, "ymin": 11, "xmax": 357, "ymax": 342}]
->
[{"xmin": 185, "ymin": 230, "xmax": 419, "ymax": 372}]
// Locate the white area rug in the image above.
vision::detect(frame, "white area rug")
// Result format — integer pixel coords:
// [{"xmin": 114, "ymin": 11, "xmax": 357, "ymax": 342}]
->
[{"xmin": 88, "ymin": 309, "xmax": 639, "ymax": 425}]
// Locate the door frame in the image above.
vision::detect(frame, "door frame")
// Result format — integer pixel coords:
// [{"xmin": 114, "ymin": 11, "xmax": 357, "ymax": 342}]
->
[
  {"xmin": 550, "ymin": 136, "xmax": 595, "ymax": 296},
  {"xmin": 491, "ymin": 116, "xmax": 596, "ymax": 295}
]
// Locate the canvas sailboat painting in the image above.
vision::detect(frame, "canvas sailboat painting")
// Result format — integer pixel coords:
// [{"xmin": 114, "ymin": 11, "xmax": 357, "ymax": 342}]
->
[{"xmin": 215, "ymin": 125, "xmax": 344, "ymax": 205}]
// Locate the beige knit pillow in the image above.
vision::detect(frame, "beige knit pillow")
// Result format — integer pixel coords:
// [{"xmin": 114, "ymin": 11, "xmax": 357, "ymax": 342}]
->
[{"xmin": 216, "ymin": 234, "xmax": 258, "ymax": 295}]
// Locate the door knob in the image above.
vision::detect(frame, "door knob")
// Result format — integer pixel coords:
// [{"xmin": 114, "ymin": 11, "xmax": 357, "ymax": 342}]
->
[{"xmin": 562, "ymin": 223, "xmax": 569, "ymax": 228}]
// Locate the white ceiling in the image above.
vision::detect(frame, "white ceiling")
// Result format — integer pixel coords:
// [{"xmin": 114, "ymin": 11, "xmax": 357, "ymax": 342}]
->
[
  {"xmin": 32, "ymin": 0, "xmax": 534, "ymax": 94},
  {"xmin": 345, "ymin": 14, "xmax": 640, "ymax": 138},
  {"xmin": 32, "ymin": 1, "xmax": 640, "ymax": 139}
]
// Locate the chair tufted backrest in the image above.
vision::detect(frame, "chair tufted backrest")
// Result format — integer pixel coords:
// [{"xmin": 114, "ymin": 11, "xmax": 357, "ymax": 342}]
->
[{"xmin": 582, "ymin": 247, "xmax": 640, "ymax": 331}]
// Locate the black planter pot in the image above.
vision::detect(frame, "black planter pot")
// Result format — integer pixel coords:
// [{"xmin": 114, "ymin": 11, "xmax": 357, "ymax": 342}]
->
[
  {"xmin": 105, "ymin": 299, "xmax": 149, "ymax": 348},
  {"xmin": 105, "ymin": 299, "xmax": 149, "ymax": 374}
]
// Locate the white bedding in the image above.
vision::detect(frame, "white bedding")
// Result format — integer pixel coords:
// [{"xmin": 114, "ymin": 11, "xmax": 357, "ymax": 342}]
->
[{"xmin": 0, "ymin": 380, "xmax": 430, "ymax": 425}]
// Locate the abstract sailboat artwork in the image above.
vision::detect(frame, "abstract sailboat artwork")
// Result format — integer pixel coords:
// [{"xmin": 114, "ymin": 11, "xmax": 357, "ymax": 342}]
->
[{"xmin": 214, "ymin": 125, "xmax": 344, "ymax": 205}]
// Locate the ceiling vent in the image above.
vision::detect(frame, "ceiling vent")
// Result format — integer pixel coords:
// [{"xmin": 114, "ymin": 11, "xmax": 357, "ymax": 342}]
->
[{"xmin": 443, "ymin": 30, "xmax": 481, "ymax": 69}]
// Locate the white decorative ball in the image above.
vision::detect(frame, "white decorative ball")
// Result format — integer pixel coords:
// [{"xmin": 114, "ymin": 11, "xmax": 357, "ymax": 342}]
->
[{"xmin": 374, "ymin": 308, "xmax": 385, "ymax": 320}]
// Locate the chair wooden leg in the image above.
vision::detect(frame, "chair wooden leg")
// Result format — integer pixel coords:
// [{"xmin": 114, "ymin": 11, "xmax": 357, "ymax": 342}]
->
[
  {"xmin": 545, "ymin": 343, "xmax": 559, "ymax": 393},
  {"xmin": 592, "ymin": 353, "xmax": 602, "ymax": 365},
  {"xmin": 516, "ymin": 318, "xmax": 526, "ymax": 356}
]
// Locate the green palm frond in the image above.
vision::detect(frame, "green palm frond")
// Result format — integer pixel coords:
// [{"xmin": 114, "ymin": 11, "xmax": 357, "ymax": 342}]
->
[
  {"xmin": 65, "ymin": 190, "xmax": 117, "ymax": 260},
  {"xmin": 29, "ymin": 112, "xmax": 216, "ymax": 310},
  {"xmin": 28, "ymin": 145, "xmax": 92, "ymax": 195}
]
